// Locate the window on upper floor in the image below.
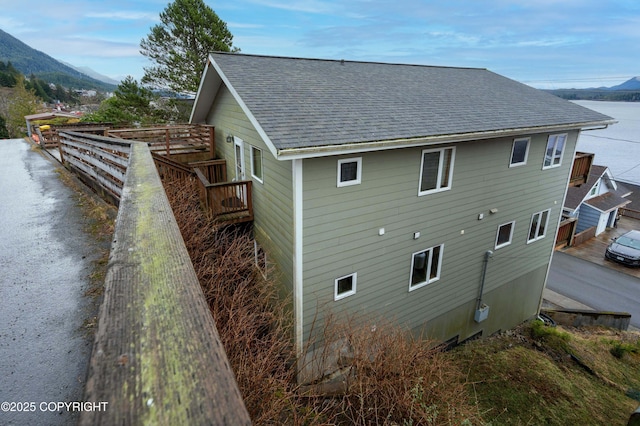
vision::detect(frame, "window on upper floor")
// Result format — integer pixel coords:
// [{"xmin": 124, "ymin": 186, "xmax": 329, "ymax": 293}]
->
[
  {"xmin": 337, "ymin": 157, "xmax": 362, "ymax": 187},
  {"xmin": 528, "ymin": 209, "xmax": 550, "ymax": 243},
  {"xmin": 335, "ymin": 272, "xmax": 357, "ymax": 300},
  {"xmin": 250, "ymin": 146, "xmax": 263, "ymax": 183},
  {"xmin": 418, "ymin": 147, "xmax": 455, "ymax": 196},
  {"xmin": 495, "ymin": 221, "xmax": 515, "ymax": 249},
  {"xmin": 589, "ymin": 180, "xmax": 600, "ymax": 197},
  {"xmin": 410, "ymin": 244, "xmax": 443, "ymax": 290},
  {"xmin": 510, "ymin": 138, "xmax": 530, "ymax": 167},
  {"xmin": 543, "ymin": 134, "xmax": 567, "ymax": 169}
]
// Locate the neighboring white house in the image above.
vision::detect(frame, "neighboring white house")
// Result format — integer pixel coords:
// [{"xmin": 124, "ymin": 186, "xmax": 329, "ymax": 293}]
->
[{"xmin": 564, "ymin": 163, "xmax": 631, "ymax": 236}]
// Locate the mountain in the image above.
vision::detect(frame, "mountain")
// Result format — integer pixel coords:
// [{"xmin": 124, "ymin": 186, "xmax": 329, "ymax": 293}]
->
[
  {"xmin": 0, "ymin": 28, "xmax": 115, "ymax": 91},
  {"xmin": 607, "ymin": 76, "xmax": 640, "ymax": 91},
  {"xmin": 61, "ymin": 62, "xmax": 120, "ymax": 86},
  {"xmin": 545, "ymin": 76, "xmax": 640, "ymax": 102}
]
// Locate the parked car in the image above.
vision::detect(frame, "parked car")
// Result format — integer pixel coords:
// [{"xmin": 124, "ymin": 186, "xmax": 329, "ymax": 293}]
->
[{"xmin": 605, "ymin": 230, "xmax": 640, "ymax": 266}]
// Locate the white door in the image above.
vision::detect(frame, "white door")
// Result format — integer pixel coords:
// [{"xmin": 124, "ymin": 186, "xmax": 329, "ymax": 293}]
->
[
  {"xmin": 233, "ymin": 137, "xmax": 245, "ymax": 181},
  {"xmin": 596, "ymin": 212, "xmax": 609, "ymax": 235}
]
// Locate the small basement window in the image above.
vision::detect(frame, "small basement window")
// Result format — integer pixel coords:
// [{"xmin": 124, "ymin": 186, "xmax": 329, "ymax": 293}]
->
[{"xmin": 335, "ymin": 273, "xmax": 357, "ymax": 300}]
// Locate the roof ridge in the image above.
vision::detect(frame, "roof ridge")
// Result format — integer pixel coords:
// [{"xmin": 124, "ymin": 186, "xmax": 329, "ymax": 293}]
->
[{"xmin": 209, "ymin": 51, "xmax": 487, "ymax": 71}]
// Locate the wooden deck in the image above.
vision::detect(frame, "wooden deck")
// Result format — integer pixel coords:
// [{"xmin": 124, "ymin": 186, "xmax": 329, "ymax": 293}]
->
[{"xmin": 559, "ymin": 216, "xmax": 640, "ymax": 279}]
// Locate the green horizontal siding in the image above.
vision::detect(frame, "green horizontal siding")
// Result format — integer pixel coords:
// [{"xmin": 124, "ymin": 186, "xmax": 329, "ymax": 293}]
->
[
  {"xmin": 205, "ymin": 88, "xmax": 294, "ymax": 293},
  {"xmin": 302, "ymin": 132, "xmax": 577, "ymax": 342}
]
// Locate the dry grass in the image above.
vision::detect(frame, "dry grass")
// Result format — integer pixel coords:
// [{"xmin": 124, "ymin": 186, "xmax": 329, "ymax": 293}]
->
[{"xmin": 164, "ymin": 177, "xmax": 482, "ymax": 425}]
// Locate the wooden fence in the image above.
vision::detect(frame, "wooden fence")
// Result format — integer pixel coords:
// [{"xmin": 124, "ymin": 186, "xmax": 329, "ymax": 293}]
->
[
  {"xmin": 58, "ymin": 131, "xmax": 131, "ymax": 205},
  {"xmin": 620, "ymin": 207, "xmax": 640, "ymax": 220},
  {"xmin": 572, "ymin": 226, "xmax": 597, "ymax": 247},
  {"xmin": 57, "ymin": 131, "xmax": 250, "ymax": 424}
]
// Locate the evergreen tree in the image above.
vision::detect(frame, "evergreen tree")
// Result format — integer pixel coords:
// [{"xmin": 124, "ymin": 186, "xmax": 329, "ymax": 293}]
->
[
  {"xmin": 140, "ymin": 0, "xmax": 237, "ymax": 94},
  {"xmin": 81, "ymin": 76, "xmax": 166, "ymax": 125},
  {"xmin": 6, "ymin": 76, "xmax": 41, "ymax": 137}
]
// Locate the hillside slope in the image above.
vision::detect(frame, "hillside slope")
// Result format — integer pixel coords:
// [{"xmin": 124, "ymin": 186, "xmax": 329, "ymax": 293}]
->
[{"xmin": 0, "ymin": 28, "xmax": 115, "ymax": 91}]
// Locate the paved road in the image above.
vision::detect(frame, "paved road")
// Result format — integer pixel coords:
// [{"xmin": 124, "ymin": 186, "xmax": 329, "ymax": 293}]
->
[
  {"xmin": 548, "ymin": 251, "xmax": 640, "ymax": 328},
  {"xmin": 0, "ymin": 139, "xmax": 102, "ymax": 425}
]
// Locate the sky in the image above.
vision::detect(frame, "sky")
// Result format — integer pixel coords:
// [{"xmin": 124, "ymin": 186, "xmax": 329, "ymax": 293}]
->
[{"xmin": 0, "ymin": 0, "xmax": 639, "ymax": 89}]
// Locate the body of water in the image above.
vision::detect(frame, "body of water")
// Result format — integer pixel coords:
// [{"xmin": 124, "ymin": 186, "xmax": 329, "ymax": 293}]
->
[{"xmin": 572, "ymin": 100, "xmax": 640, "ymax": 185}]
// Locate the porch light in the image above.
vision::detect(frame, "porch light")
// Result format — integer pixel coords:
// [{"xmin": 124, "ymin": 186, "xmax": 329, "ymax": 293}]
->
[{"xmin": 226, "ymin": 134, "xmax": 234, "ymax": 143}]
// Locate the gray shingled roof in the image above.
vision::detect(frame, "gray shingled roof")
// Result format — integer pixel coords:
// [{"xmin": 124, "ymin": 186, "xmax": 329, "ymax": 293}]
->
[
  {"xmin": 565, "ymin": 165, "xmax": 632, "ymax": 211},
  {"xmin": 201, "ymin": 53, "xmax": 614, "ymax": 151}
]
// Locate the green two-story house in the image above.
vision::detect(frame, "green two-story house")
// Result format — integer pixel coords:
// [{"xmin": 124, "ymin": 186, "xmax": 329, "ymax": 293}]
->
[{"xmin": 190, "ymin": 52, "xmax": 614, "ymax": 364}]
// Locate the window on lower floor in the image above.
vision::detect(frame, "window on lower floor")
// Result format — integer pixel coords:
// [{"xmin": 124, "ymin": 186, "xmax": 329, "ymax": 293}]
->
[
  {"xmin": 543, "ymin": 134, "xmax": 567, "ymax": 169},
  {"xmin": 495, "ymin": 221, "xmax": 515, "ymax": 249},
  {"xmin": 410, "ymin": 244, "xmax": 444, "ymax": 290},
  {"xmin": 337, "ymin": 157, "xmax": 362, "ymax": 187},
  {"xmin": 418, "ymin": 147, "xmax": 455, "ymax": 196},
  {"xmin": 528, "ymin": 209, "xmax": 550, "ymax": 243},
  {"xmin": 335, "ymin": 272, "xmax": 357, "ymax": 300},
  {"xmin": 510, "ymin": 138, "xmax": 529, "ymax": 167}
]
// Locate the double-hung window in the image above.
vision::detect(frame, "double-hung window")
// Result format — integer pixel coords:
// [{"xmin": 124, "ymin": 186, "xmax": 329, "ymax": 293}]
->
[
  {"xmin": 335, "ymin": 273, "xmax": 357, "ymax": 300},
  {"xmin": 410, "ymin": 244, "xmax": 444, "ymax": 290},
  {"xmin": 528, "ymin": 209, "xmax": 550, "ymax": 243},
  {"xmin": 495, "ymin": 221, "xmax": 515, "ymax": 249},
  {"xmin": 337, "ymin": 157, "xmax": 362, "ymax": 187},
  {"xmin": 543, "ymin": 134, "xmax": 567, "ymax": 169},
  {"xmin": 418, "ymin": 147, "xmax": 455, "ymax": 196}
]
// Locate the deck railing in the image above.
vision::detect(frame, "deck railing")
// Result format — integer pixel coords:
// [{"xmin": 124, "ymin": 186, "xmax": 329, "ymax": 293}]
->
[
  {"xmin": 55, "ymin": 131, "xmax": 250, "ymax": 424},
  {"xmin": 569, "ymin": 152, "xmax": 594, "ymax": 186},
  {"xmin": 194, "ymin": 168, "xmax": 254, "ymax": 224},
  {"xmin": 106, "ymin": 124, "xmax": 215, "ymax": 158}
]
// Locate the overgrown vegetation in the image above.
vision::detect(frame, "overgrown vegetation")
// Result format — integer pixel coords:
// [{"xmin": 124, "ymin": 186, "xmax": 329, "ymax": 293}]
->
[
  {"xmin": 163, "ymin": 177, "xmax": 640, "ymax": 425},
  {"xmin": 454, "ymin": 321, "xmax": 640, "ymax": 425}
]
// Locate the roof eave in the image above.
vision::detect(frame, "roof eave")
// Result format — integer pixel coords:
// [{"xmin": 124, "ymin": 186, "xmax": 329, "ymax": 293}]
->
[{"xmin": 275, "ymin": 120, "xmax": 616, "ymax": 160}]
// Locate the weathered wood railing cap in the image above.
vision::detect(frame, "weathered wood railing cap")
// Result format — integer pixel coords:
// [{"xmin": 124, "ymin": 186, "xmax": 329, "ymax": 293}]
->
[{"xmin": 81, "ymin": 142, "xmax": 250, "ymax": 425}]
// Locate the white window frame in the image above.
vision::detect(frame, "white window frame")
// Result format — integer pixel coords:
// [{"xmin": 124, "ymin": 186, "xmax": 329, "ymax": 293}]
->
[
  {"xmin": 337, "ymin": 157, "xmax": 362, "ymax": 187},
  {"xmin": 250, "ymin": 145, "xmax": 264, "ymax": 183},
  {"xmin": 542, "ymin": 134, "xmax": 567, "ymax": 170},
  {"xmin": 495, "ymin": 221, "xmax": 515, "ymax": 249},
  {"xmin": 527, "ymin": 209, "xmax": 551, "ymax": 243},
  {"xmin": 334, "ymin": 272, "xmax": 357, "ymax": 300},
  {"xmin": 233, "ymin": 137, "xmax": 245, "ymax": 180},
  {"xmin": 589, "ymin": 180, "xmax": 600, "ymax": 197},
  {"xmin": 418, "ymin": 147, "xmax": 455, "ymax": 196},
  {"xmin": 510, "ymin": 138, "xmax": 530, "ymax": 167},
  {"xmin": 409, "ymin": 244, "xmax": 444, "ymax": 291}
]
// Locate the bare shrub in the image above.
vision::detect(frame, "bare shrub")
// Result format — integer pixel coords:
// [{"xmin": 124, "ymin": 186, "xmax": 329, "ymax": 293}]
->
[
  {"xmin": 302, "ymin": 313, "xmax": 482, "ymax": 425},
  {"xmin": 164, "ymin": 176, "xmax": 482, "ymax": 425}
]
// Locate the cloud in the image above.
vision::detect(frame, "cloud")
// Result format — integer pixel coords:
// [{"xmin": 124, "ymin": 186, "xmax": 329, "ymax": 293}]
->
[
  {"xmin": 245, "ymin": 0, "xmax": 338, "ymax": 14},
  {"xmin": 85, "ymin": 11, "xmax": 159, "ymax": 21}
]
